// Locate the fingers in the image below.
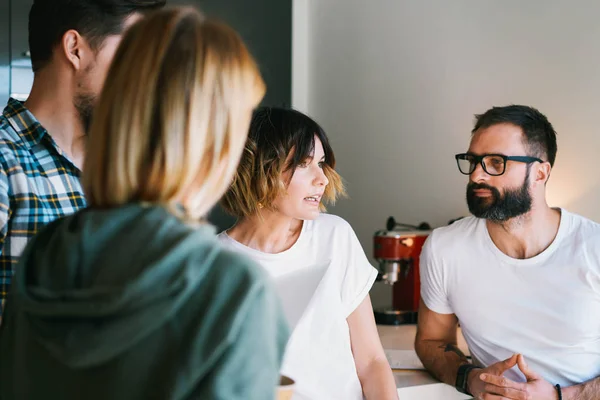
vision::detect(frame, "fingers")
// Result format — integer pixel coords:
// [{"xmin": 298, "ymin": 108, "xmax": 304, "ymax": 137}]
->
[
  {"xmin": 478, "ymin": 375, "xmax": 530, "ymax": 400},
  {"xmin": 490, "ymin": 353, "xmax": 519, "ymax": 374},
  {"xmin": 482, "ymin": 388, "xmax": 529, "ymax": 400},
  {"xmin": 480, "ymin": 373, "xmax": 528, "ymax": 391},
  {"xmin": 517, "ymin": 354, "xmax": 540, "ymax": 381},
  {"xmin": 477, "ymin": 395, "xmax": 515, "ymax": 400},
  {"xmin": 476, "ymin": 389, "xmax": 529, "ymax": 400}
]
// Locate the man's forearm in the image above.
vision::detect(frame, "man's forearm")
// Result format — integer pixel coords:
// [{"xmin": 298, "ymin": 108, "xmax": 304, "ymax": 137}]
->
[
  {"xmin": 563, "ymin": 376, "xmax": 600, "ymax": 400},
  {"xmin": 414, "ymin": 339, "xmax": 471, "ymax": 386}
]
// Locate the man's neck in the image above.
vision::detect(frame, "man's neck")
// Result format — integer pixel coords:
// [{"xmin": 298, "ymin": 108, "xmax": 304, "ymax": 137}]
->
[
  {"xmin": 228, "ymin": 212, "xmax": 304, "ymax": 254},
  {"xmin": 485, "ymin": 204, "xmax": 561, "ymax": 259},
  {"xmin": 24, "ymin": 71, "xmax": 86, "ymax": 169}
]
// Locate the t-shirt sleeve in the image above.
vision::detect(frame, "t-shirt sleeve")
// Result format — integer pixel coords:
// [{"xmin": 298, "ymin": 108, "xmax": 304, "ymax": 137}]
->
[
  {"xmin": 339, "ymin": 222, "xmax": 378, "ymax": 318},
  {"xmin": 419, "ymin": 232, "xmax": 453, "ymax": 314}
]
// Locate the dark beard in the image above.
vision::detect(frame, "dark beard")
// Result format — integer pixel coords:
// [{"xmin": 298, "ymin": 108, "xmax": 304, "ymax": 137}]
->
[
  {"xmin": 74, "ymin": 93, "xmax": 95, "ymax": 135},
  {"xmin": 466, "ymin": 171, "xmax": 532, "ymax": 222}
]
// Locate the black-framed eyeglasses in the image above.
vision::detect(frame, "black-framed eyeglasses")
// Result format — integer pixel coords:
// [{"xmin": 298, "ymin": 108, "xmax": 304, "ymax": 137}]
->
[{"xmin": 455, "ymin": 153, "xmax": 543, "ymax": 176}]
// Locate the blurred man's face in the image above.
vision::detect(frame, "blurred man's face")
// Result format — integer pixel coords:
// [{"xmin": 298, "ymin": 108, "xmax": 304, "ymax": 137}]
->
[{"xmin": 74, "ymin": 13, "xmax": 141, "ymax": 132}]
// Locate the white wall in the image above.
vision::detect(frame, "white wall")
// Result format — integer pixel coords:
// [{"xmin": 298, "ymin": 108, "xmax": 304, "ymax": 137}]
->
[{"xmin": 292, "ymin": 0, "xmax": 309, "ymax": 112}]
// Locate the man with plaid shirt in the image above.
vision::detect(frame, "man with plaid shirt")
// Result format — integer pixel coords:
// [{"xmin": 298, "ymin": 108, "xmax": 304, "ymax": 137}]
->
[
  {"xmin": 0, "ymin": 99, "xmax": 86, "ymax": 312},
  {"xmin": 0, "ymin": 0, "xmax": 166, "ymax": 318}
]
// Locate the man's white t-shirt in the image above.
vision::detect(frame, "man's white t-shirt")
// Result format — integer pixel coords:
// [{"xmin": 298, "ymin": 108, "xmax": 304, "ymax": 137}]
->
[
  {"xmin": 218, "ymin": 213, "xmax": 378, "ymax": 400},
  {"xmin": 420, "ymin": 209, "xmax": 600, "ymax": 386}
]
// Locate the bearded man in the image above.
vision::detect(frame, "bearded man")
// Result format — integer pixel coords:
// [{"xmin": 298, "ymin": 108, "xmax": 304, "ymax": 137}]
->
[{"xmin": 415, "ymin": 105, "xmax": 600, "ymax": 400}]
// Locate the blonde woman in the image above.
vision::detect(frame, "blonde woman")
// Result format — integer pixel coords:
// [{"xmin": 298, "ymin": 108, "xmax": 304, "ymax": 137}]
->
[
  {"xmin": 219, "ymin": 107, "xmax": 398, "ymax": 400},
  {"xmin": 0, "ymin": 7, "xmax": 288, "ymax": 400}
]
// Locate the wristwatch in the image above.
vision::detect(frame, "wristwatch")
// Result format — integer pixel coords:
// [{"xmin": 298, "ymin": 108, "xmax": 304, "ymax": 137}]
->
[{"xmin": 455, "ymin": 364, "xmax": 480, "ymax": 395}]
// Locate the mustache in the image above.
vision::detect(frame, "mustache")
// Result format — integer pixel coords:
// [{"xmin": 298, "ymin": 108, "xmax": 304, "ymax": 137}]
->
[{"xmin": 467, "ymin": 182, "xmax": 497, "ymax": 191}]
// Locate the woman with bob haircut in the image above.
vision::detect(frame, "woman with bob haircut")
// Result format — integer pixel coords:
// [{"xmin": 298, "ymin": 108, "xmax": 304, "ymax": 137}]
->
[
  {"xmin": 219, "ymin": 107, "xmax": 398, "ymax": 400},
  {"xmin": 0, "ymin": 7, "xmax": 289, "ymax": 400}
]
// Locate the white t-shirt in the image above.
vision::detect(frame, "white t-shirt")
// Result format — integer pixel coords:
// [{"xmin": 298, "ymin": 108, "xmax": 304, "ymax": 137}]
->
[
  {"xmin": 420, "ymin": 209, "xmax": 600, "ymax": 387},
  {"xmin": 218, "ymin": 213, "xmax": 378, "ymax": 400}
]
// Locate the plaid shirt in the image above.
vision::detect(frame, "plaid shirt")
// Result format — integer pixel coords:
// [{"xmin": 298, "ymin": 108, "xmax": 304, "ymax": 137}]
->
[{"xmin": 0, "ymin": 98, "xmax": 86, "ymax": 315}]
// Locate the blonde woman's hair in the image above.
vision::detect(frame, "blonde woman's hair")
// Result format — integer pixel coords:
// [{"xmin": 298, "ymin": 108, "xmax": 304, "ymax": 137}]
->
[
  {"xmin": 83, "ymin": 6, "xmax": 265, "ymax": 220},
  {"xmin": 221, "ymin": 107, "xmax": 346, "ymax": 218}
]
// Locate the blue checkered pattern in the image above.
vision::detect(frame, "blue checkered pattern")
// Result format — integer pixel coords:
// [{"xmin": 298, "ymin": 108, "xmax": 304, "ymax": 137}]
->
[{"xmin": 0, "ymin": 98, "xmax": 86, "ymax": 316}]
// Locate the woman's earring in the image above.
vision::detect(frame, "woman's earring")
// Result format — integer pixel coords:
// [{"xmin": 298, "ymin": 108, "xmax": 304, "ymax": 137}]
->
[{"xmin": 257, "ymin": 202, "xmax": 264, "ymax": 209}]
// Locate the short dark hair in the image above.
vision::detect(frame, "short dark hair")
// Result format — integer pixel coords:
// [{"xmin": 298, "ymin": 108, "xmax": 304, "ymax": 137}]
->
[
  {"xmin": 28, "ymin": 0, "xmax": 166, "ymax": 72},
  {"xmin": 472, "ymin": 105, "xmax": 558, "ymax": 167},
  {"xmin": 221, "ymin": 107, "xmax": 346, "ymax": 218}
]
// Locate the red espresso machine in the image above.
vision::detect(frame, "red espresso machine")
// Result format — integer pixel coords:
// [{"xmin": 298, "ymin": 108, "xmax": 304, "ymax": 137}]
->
[{"xmin": 373, "ymin": 217, "xmax": 431, "ymax": 325}]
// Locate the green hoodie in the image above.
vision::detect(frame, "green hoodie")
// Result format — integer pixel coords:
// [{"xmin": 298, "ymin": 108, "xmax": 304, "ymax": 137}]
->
[{"xmin": 0, "ymin": 204, "xmax": 289, "ymax": 400}]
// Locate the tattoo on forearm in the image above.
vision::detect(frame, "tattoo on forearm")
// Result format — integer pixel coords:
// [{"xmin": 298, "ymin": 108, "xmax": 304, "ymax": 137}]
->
[
  {"xmin": 419, "ymin": 342, "xmax": 471, "ymax": 384},
  {"xmin": 439, "ymin": 344, "xmax": 468, "ymax": 362}
]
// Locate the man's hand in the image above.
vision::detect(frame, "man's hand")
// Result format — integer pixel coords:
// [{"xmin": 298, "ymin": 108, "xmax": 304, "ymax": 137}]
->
[
  {"xmin": 477, "ymin": 354, "xmax": 558, "ymax": 400},
  {"xmin": 467, "ymin": 354, "xmax": 528, "ymax": 400}
]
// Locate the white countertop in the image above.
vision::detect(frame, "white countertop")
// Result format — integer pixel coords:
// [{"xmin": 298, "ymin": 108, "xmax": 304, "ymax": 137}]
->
[{"xmin": 377, "ymin": 324, "xmax": 471, "ymax": 393}]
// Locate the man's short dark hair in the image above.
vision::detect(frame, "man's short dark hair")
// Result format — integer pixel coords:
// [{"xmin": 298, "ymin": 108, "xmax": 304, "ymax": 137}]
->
[
  {"xmin": 28, "ymin": 0, "xmax": 166, "ymax": 72},
  {"xmin": 472, "ymin": 105, "xmax": 558, "ymax": 167}
]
